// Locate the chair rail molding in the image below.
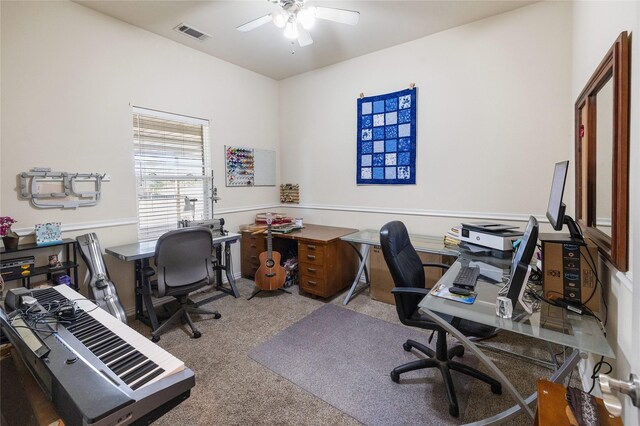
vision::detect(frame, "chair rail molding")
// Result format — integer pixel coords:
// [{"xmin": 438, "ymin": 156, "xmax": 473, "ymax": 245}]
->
[
  {"xmin": 13, "ymin": 217, "xmax": 138, "ymax": 236},
  {"xmin": 285, "ymin": 203, "xmax": 549, "ymax": 224}
]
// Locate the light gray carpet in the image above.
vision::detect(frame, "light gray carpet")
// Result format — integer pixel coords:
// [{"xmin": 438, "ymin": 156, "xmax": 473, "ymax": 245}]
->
[
  {"xmin": 128, "ymin": 279, "xmax": 577, "ymax": 425},
  {"xmin": 249, "ymin": 304, "xmax": 480, "ymax": 425}
]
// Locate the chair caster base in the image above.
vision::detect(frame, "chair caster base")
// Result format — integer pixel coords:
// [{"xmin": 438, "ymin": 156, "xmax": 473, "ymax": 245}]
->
[
  {"xmin": 193, "ymin": 331, "xmax": 202, "ymax": 339},
  {"xmin": 390, "ymin": 370, "xmax": 400, "ymax": 383},
  {"xmin": 402, "ymin": 342, "xmax": 412, "ymax": 352},
  {"xmin": 449, "ymin": 405, "xmax": 459, "ymax": 418},
  {"xmin": 214, "ymin": 313, "xmax": 221, "ymax": 319},
  {"xmin": 491, "ymin": 383, "xmax": 502, "ymax": 394},
  {"xmin": 151, "ymin": 335, "xmax": 160, "ymax": 343}
]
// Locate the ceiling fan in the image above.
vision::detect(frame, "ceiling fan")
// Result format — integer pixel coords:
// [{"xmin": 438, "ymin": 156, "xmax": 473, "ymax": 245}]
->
[{"xmin": 236, "ymin": 0, "xmax": 360, "ymax": 47}]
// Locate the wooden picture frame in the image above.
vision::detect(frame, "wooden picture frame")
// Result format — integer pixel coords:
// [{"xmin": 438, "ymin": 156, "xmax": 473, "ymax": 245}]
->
[{"xmin": 574, "ymin": 32, "xmax": 630, "ymax": 271}]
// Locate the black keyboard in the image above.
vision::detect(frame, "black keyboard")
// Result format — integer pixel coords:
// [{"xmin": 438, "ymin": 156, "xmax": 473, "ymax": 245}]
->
[
  {"xmin": 2, "ymin": 285, "xmax": 195, "ymax": 426},
  {"xmin": 453, "ymin": 266, "xmax": 480, "ymax": 290}
]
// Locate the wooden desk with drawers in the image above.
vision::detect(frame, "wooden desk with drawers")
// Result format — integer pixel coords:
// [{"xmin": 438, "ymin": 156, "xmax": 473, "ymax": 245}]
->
[{"xmin": 241, "ymin": 224, "xmax": 359, "ymax": 298}]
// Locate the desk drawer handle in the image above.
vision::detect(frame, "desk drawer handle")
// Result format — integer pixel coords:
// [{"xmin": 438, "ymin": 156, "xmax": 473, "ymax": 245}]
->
[
  {"xmin": 307, "ymin": 255, "xmax": 316, "ymax": 260},
  {"xmin": 250, "ymin": 256, "xmax": 257, "ymax": 260},
  {"xmin": 307, "ymin": 245, "xmax": 316, "ymax": 250},
  {"xmin": 307, "ymin": 280, "xmax": 317, "ymax": 286},
  {"xmin": 307, "ymin": 267, "xmax": 316, "ymax": 273},
  {"xmin": 250, "ymin": 244, "xmax": 256, "ymax": 248}
]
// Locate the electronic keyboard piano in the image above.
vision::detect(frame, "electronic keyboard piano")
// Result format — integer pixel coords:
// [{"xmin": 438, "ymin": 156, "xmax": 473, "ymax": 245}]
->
[{"xmin": 0, "ymin": 285, "xmax": 195, "ymax": 426}]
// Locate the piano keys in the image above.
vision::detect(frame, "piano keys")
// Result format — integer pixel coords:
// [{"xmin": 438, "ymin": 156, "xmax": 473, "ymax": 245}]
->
[{"xmin": 1, "ymin": 285, "xmax": 195, "ymax": 426}]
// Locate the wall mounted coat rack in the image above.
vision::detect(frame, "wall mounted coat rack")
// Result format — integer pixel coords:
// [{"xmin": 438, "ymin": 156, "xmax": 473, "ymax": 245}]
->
[{"xmin": 19, "ymin": 168, "xmax": 111, "ymax": 209}]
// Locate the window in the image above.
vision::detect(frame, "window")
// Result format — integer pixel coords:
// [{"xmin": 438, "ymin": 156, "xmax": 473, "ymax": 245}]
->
[{"xmin": 133, "ymin": 107, "xmax": 211, "ymax": 241}]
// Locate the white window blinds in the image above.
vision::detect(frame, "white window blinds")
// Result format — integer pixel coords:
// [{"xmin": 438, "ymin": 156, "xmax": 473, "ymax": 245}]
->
[{"xmin": 133, "ymin": 107, "xmax": 211, "ymax": 241}]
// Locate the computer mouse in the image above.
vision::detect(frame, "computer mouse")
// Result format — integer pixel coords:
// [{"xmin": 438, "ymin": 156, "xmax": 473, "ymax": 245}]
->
[{"xmin": 449, "ymin": 286, "xmax": 471, "ymax": 296}]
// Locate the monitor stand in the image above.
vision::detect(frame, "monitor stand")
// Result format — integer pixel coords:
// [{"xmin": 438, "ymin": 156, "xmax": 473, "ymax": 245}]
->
[{"xmin": 564, "ymin": 216, "xmax": 583, "ymax": 242}]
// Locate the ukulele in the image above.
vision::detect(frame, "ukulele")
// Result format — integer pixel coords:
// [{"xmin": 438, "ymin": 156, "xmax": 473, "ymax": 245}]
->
[{"xmin": 254, "ymin": 214, "xmax": 286, "ymax": 291}]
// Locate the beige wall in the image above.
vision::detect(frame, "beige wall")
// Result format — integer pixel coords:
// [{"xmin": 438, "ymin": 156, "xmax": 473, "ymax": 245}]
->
[
  {"xmin": 278, "ymin": 1, "xmax": 573, "ymax": 236},
  {"xmin": 2, "ymin": 1, "xmax": 638, "ymax": 422},
  {"xmin": 279, "ymin": 1, "xmax": 640, "ymax": 422},
  {"xmin": 0, "ymin": 1, "xmax": 280, "ymax": 311},
  {"xmin": 571, "ymin": 2, "xmax": 639, "ymax": 424}
]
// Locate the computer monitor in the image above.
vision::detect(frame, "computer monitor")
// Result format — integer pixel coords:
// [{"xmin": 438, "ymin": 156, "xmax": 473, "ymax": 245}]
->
[
  {"xmin": 504, "ymin": 216, "xmax": 539, "ymax": 311},
  {"xmin": 511, "ymin": 215, "xmax": 538, "ymax": 272},
  {"xmin": 546, "ymin": 160, "xmax": 582, "ymax": 240}
]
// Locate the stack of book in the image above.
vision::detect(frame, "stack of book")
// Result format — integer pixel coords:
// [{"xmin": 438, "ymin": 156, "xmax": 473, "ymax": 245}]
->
[{"xmin": 443, "ymin": 226, "xmax": 461, "ymax": 247}]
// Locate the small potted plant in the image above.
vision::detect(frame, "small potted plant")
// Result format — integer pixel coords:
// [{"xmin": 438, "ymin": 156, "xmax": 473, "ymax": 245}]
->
[{"xmin": 1, "ymin": 216, "xmax": 19, "ymax": 250}]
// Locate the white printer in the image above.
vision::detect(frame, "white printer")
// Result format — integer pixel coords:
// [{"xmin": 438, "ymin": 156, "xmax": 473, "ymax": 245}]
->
[{"xmin": 458, "ymin": 222, "xmax": 523, "ymax": 252}]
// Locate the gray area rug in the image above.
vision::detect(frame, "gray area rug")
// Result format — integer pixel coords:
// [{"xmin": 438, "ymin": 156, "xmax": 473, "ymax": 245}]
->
[{"xmin": 249, "ymin": 304, "xmax": 479, "ymax": 425}]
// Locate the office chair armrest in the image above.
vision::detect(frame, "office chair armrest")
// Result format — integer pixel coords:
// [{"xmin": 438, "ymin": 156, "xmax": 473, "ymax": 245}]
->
[
  {"xmin": 422, "ymin": 263, "xmax": 450, "ymax": 270},
  {"xmin": 391, "ymin": 287, "xmax": 431, "ymax": 296},
  {"xmin": 142, "ymin": 266, "xmax": 155, "ymax": 278}
]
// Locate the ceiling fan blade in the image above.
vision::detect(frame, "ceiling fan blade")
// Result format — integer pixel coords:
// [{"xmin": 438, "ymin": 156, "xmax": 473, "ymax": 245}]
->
[
  {"xmin": 297, "ymin": 26, "xmax": 313, "ymax": 47},
  {"xmin": 314, "ymin": 6, "xmax": 360, "ymax": 26},
  {"xmin": 236, "ymin": 14, "xmax": 273, "ymax": 32}
]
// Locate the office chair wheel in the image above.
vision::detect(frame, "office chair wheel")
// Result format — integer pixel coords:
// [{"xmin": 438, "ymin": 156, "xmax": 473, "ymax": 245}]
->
[
  {"xmin": 402, "ymin": 342, "xmax": 412, "ymax": 352},
  {"xmin": 214, "ymin": 313, "xmax": 221, "ymax": 319},
  {"xmin": 491, "ymin": 383, "xmax": 502, "ymax": 395},
  {"xmin": 193, "ymin": 331, "xmax": 202, "ymax": 339},
  {"xmin": 390, "ymin": 371, "xmax": 400, "ymax": 383},
  {"xmin": 151, "ymin": 335, "xmax": 160, "ymax": 343}
]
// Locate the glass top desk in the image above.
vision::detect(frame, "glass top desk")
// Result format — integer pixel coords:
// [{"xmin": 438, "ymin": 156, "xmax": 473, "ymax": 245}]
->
[
  {"xmin": 419, "ymin": 259, "xmax": 614, "ymax": 424},
  {"xmin": 340, "ymin": 229, "xmax": 460, "ymax": 305}
]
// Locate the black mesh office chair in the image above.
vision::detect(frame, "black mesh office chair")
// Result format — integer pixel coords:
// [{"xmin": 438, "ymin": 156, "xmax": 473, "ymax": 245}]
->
[
  {"xmin": 144, "ymin": 227, "xmax": 221, "ymax": 342},
  {"xmin": 380, "ymin": 221, "xmax": 501, "ymax": 417}
]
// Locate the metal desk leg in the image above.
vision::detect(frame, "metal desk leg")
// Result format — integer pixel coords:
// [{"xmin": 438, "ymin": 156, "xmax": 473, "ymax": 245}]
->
[
  {"xmin": 223, "ymin": 242, "xmax": 240, "ymax": 297},
  {"xmin": 134, "ymin": 259, "xmax": 144, "ymax": 320},
  {"xmin": 463, "ymin": 349, "xmax": 582, "ymax": 425},
  {"xmin": 214, "ymin": 244, "xmax": 223, "ymax": 288},
  {"xmin": 423, "ymin": 308, "xmax": 535, "ymax": 423},
  {"xmin": 343, "ymin": 243, "xmax": 371, "ymax": 305},
  {"xmin": 214, "ymin": 241, "xmax": 240, "ymax": 298},
  {"xmin": 135, "ymin": 258, "xmax": 159, "ymax": 331}
]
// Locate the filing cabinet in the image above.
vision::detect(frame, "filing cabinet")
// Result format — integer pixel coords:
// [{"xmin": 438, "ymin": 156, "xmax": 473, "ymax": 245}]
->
[
  {"xmin": 240, "ymin": 231, "xmax": 266, "ymax": 279},
  {"xmin": 240, "ymin": 224, "xmax": 359, "ymax": 298}
]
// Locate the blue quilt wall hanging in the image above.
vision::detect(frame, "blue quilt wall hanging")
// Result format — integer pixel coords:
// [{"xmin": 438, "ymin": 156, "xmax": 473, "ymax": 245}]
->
[{"xmin": 357, "ymin": 88, "xmax": 416, "ymax": 185}]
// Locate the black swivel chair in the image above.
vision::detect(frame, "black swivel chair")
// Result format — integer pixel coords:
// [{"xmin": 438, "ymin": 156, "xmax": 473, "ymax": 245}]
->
[
  {"xmin": 380, "ymin": 221, "xmax": 501, "ymax": 417},
  {"xmin": 144, "ymin": 227, "xmax": 221, "ymax": 342}
]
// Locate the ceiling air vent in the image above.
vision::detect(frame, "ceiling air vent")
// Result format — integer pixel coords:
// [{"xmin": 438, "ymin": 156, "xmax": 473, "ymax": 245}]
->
[{"xmin": 174, "ymin": 23, "xmax": 211, "ymax": 41}]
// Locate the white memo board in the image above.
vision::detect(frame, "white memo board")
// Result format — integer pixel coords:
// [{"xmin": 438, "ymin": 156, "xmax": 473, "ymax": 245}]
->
[{"xmin": 254, "ymin": 149, "xmax": 276, "ymax": 186}]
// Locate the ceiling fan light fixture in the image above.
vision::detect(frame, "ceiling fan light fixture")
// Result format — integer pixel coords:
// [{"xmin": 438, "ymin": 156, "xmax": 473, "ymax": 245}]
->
[
  {"xmin": 237, "ymin": 1, "xmax": 359, "ymax": 48},
  {"xmin": 272, "ymin": 10, "xmax": 288, "ymax": 28},
  {"xmin": 297, "ymin": 7, "xmax": 316, "ymax": 30},
  {"xmin": 284, "ymin": 20, "xmax": 298, "ymax": 39}
]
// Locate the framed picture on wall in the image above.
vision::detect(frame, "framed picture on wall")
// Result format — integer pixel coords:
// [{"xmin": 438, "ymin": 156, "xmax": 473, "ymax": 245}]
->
[
  {"xmin": 35, "ymin": 222, "xmax": 62, "ymax": 246},
  {"xmin": 357, "ymin": 87, "xmax": 417, "ymax": 185}
]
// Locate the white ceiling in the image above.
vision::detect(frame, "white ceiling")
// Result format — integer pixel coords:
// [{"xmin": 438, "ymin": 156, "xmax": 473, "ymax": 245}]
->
[{"xmin": 75, "ymin": 1, "xmax": 536, "ymax": 80}]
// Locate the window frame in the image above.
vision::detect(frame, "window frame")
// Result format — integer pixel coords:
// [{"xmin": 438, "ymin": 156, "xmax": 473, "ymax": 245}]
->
[{"xmin": 132, "ymin": 107, "xmax": 212, "ymax": 241}]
